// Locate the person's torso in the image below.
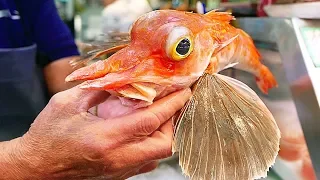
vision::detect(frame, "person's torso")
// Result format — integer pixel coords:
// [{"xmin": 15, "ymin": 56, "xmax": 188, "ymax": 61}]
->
[
  {"xmin": 0, "ymin": 0, "xmax": 33, "ymax": 48},
  {"xmin": 0, "ymin": 0, "xmax": 47, "ymax": 140}
]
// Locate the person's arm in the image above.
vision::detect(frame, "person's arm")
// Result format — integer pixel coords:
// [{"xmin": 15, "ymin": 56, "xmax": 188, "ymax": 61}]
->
[
  {"xmin": 43, "ymin": 56, "xmax": 83, "ymax": 94},
  {"xmin": 0, "ymin": 84, "xmax": 192, "ymax": 179},
  {"xmin": 23, "ymin": 0, "xmax": 81, "ymax": 94}
]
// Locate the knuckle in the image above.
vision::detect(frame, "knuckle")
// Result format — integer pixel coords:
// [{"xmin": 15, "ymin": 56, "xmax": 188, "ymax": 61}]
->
[
  {"xmin": 150, "ymin": 106, "xmax": 168, "ymax": 122},
  {"xmin": 49, "ymin": 92, "xmax": 69, "ymax": 109},
  {"xmin": 136, "ymin": 112, "xmax": 161, "ymax": 135}
]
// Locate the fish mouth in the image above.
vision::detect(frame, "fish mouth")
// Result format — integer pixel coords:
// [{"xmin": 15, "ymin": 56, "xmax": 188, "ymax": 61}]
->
[
  {"xmin": 77, "ymin": 71, "xmax": 198, "ymax": 108},
  {"xmin": 66, "ymin": 48, "xmax": 170, "ymax": 106},
  {"xmin": 75, "ymin": 67, "xmax": 163, "ymax": 106}
]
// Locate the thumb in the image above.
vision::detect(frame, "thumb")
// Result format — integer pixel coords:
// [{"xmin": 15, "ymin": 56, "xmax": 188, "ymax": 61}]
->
[{"xmin": 51, "ymin": 84, "xmax": 110, "ymax": 112}]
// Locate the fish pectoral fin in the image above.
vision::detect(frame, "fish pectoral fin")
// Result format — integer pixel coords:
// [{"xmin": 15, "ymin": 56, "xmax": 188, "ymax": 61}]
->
[
  {"xmin": 217, "ymin": 34, "xmax": 239, "ymax": 52},
  {"xmin": 220, "ymin": 62, "xmax": 239, "ymax": 71},
  {"xmin": 173, "ymin": 73, "xmax": 280, "ymax": 180}
]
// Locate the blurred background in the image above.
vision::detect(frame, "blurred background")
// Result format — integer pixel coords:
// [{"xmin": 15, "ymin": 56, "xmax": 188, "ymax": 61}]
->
[{"xmin": 54, "ymin": 0, "xmax": 320, "ymax": 179}]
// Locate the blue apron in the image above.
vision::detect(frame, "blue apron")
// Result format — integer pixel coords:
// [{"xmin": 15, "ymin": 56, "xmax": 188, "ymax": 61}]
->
[{"xmin": 0, "ymin": 44, "xmax": 47, "ymax": 141}]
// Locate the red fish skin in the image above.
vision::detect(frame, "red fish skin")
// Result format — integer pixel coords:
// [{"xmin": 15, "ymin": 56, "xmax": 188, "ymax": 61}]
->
[{"xmin": 66, "ymin": 10, "xmax": 277, "ymax": 112}]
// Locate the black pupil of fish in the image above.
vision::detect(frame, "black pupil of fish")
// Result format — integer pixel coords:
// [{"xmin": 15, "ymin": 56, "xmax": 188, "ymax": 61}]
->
[{"xmin": 176, "ymin": 38, "xmax": 190, "ymax": 55}]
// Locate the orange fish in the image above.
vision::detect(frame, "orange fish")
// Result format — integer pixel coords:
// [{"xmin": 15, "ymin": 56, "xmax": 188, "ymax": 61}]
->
[
  {"xmin": 66, "ymin": 10, "xmax": 276, "ymax": 106},
  {"xmin": 66, "ymin": 10, "xmax": 280, "ymax": 180}
]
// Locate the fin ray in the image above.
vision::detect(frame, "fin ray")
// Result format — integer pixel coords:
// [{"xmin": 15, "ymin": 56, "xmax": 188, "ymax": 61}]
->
[{"xmin": 173, "ymin": 73, "xmax": 280, "ymax": 180}]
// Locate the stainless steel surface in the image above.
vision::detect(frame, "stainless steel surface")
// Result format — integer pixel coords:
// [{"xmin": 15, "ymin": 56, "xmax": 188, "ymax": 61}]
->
[
  {"xmin": 235, "ymin": 17, "xmax": 320, "ymax": 179},
  {"xmin": 236, "ymin": 18, "xmax": 281, "ymax": 44},
  {"xmin": 279, "ymin": 18, "xmax": 320, "ymax": 179}
]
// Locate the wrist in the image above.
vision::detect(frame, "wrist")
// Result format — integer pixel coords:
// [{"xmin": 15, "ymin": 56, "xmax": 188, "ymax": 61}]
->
[{"xmin": 0, "ymin": 137, "xmax": 39, "ymax": 179}]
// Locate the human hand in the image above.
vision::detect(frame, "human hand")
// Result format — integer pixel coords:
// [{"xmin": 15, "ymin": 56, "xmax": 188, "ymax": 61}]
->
[{"xmin": 8, "ymin": 85, "xmax": 192, "ymax": 180}]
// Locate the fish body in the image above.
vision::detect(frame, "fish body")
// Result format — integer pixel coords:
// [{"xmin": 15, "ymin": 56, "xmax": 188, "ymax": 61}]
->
[
  {"xmin": 207, "ymin": 28, "xmax": 277, "ymax": 94},
  {"xmin": 66, "ymin": 10, "xmax": 277, "ymax": 109},
  {"xmin": 66, "ymin": 10, "xmax": 280, "ymax": 180}
]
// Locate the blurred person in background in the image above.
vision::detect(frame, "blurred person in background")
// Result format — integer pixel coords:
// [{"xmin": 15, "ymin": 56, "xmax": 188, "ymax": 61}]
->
[{"xmin": 0, "ymin": 0, "xmax": 80, "ymax": 140}]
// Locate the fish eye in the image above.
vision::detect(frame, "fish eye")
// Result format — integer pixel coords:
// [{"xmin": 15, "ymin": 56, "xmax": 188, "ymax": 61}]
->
[
  {"xmin": 166, "ymin": 27, "xmax": 194, "ymax": 61},
  {"xmin": 176, "ymin": 38, "xmax": 191, "ymax": 56}
]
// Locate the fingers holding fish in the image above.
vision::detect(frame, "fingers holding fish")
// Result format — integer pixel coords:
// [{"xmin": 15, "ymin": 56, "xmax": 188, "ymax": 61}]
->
[
  {"xmin": 94, "ymin": 88, "xmax": 190, "ymax": 163},
  {"xmin": 103, "ymin": 89, "xmax": 192, "ymax": 165},
  {"xmin": 91, "ymin": 81, "xmax": 191, "ymax": 120},
  {"xmin": 47, "ymin": 84, "xmax": 111, "ymax": 115},
  {"xmin": 157, "ymin": 118, "xmax": 174, "ymax": 139},
  {"xmin": 18, "ymin": 86, "xmax": 180, "ymax": 179},
  {"xmin": 143, "ymin": 88, "xmax": 192, "ymax": 124},
  {"xmin": 100, "ymin": 89, "xmax": 190, "ymax": 164},
  {"xmin": 126, "ymin": 127, "xmax": 175, "ymax": 163},
  {"xmin": 109, "ymin": 88, "xmax": 192, "ymax": 137}
]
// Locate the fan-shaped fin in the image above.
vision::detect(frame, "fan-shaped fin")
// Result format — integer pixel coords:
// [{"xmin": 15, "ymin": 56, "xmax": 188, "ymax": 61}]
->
[{"xmin": 173, "ymin": 73, "xmax": 280, "ymax": 180}]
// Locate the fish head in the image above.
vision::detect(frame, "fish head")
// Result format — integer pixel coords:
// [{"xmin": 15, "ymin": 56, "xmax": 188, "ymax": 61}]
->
[
  {"xmin": 66, "ymin": 10, "xmax": 239, "ymax": 107},
  {"xmin": 125, "ymin": 10, "xmax": 239, "ymax": 77}
]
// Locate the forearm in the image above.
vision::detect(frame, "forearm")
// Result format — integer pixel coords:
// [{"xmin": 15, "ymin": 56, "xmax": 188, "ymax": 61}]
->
[
  {"xmin": 0, "ymin": 138, "xmax": 34, "ymax": 179},
  {"xmin": 26, "ymin": 0, "xmax": 80, "ymax": 94},
  {"xmin": 44, "ymin": 56, "xmax": 83, "ymax": 95}
]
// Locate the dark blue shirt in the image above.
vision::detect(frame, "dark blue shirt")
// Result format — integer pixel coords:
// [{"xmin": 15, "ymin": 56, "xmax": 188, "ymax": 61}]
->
[{"xmin": 0, "ymin": 0, "xmax": 79, "ymax": 61}]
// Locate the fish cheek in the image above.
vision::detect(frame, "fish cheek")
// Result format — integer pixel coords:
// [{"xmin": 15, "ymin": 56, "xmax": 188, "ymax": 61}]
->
[
  {"xmin": 184, "ymin": 31, "xmax": 215, "ymax": 75},
  {"xmin": 197, "ymin": 30, "xmax": 216, "ymax": 57}
]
